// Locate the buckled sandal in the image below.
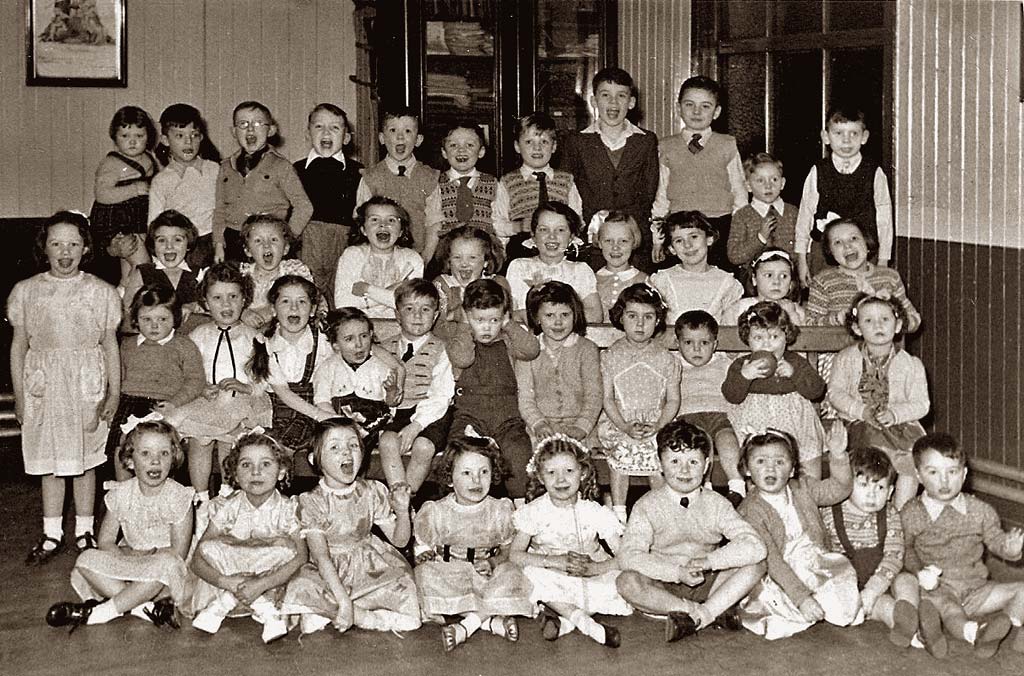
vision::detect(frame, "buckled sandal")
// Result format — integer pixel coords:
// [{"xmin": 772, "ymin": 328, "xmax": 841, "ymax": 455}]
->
[{"xmin": 26, "ymin": 536, "xmax": 65, "ymax": 566}]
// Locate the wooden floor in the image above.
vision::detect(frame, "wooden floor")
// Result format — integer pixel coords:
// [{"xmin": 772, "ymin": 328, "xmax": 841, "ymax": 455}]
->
[{"xmin": 2, "ymin": 449, "xmax": 1023, "ymax": 676}]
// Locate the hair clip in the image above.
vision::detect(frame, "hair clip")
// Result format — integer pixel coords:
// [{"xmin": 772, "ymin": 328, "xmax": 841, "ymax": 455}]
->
[
  {"xmin": 120, "ymin": 411, "xmax": 163, "ymax": 435},
  {"xmin": 525, "ymin": 433, "xmax": 591, "ymax": 477},
  {"xmin": 755, "ymin": 249, "xmax": 791, "ymax": 264}
]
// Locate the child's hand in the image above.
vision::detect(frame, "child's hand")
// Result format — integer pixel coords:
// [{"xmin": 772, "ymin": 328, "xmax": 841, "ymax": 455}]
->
[
  {"xmin": 397, "ymin": 422, "xmax": 422, "ymax": 455},
  {"xmin": 874, "ymin": 408, "xmax": 896, "ymax": 426},
  {"xmin": 472, "ymin": 558, "xmax": 495, "ymax": 577},
  {"xmin": 628, "ymin": 420, "xmax": 650, "ymax": 440},
  {"xmin": 860, "ymin": 588, "xmax": 880, "ymax": 615},
  {"xmin": 824, "ymin": 420, "xmax": 848, "ymax": 456},
  {"xmin": 759, "ymin": 214, "xmax": 777, "ymax": 241},
  {"xmin": 390, "ymin": 482, "xmax": 412, "ymax": 513},
  {"xmin": 241, "ymin": 307, "xmax": 270, "ymax": 330},
  {"xmin": 676, "ymin": 562, "xmax": 705, "ymax": 587},
  {"xmin": 545, "ymin": 554, "xmax": 570, "ymax": 573},
  {"xmin": 563, "ymin": 425, "xmax": 589, "ymax": 441},
  {"xmin": 775, "ymin": 359, "xmax": 794, "ymax": 378},
  {"xmin": 218, "ymin": 378, "xmax": 251, "ymax": 395},
  {"xmin": 382, "ymin": 370, "xmax": 403, "ymax": 407},
  {"xmin": 829, "ymin": 309, "xmax": 848, "ymax": 327},
  {"xmin": 566, "ymin": 551, "xmax": 593, "ymax": 577},
  {"xmin": 414, "ymin": 549, "xmax": 436, "ymax": 565},
  {"xmin": 797, "ymin": 257, "xmax": 812, "ymax": 289},
  {"xmin": 533, "ymin": 421, "xmax": 556, "ymax": 440},
  {"xmin": 98, "ymin": 392, "xmax": 118, "ymax": 423},
  {"xmin": 741, "ymin": 357, "xmax": 773, "ymax": 380},
  {"xmin": 799, "ymin": 596, "xmax": 825, "ymax": 622},
  {"xmin": 917, "ymin": 565, "xmax": 941, "ymax": 591},
  {"xmin": 1005, "ymin": 527, "xmax": 1024, "ymax": 556},
  {"xmin": 351, "ymin": 281, "xmax": 370, "ymax": 297},
  {"xmin": 213, "ymin": 243, "xmax": 226, "ymax": 264},
  {"xmin": 234, "ymin": 577, "xmax": 268, "ymax": 605},
  {"xmin": 203, "ymin": 383, "xmax": 220, "ymax": 400},
  {"xmin": 218, "ymin": 573, "xmax": 249, "ymax": 591}
]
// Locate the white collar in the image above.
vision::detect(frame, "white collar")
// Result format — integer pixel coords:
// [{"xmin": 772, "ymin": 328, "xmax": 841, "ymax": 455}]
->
[
  {"xmin": 384, "ymin": 155, "xmax": 418, "ymax": 174},
  {"xmin": 137, "ymin": 329, "xmax": 176, "ymax": 346},
  {"xmin": 683, "ymin": 127, "xmax": 712, "ymax": 142},
  {"xmin": 665, "ymin": 483, "xmax": 701, "ymax": 505},
  {"xmin": 597, "ymin": 266, "xmax": 640, "ymax": 282},
  {"xmin": 268, "ymin": 325, "xmax": 314, "ymax": 353},
  {"xmin": 446, "ymin": 167, "xmax": 480, "ymax": 181},
  {"xmin": 831, "ymin": 153, "xmax": 863, "ymax": 174},
  {"xmin": 402, "ymin": 333, "xmax": 430, "ymax": 350},
  {"xmin": 750, "ymin": 198, "xmax": 786, "ymax": 217},
  {"xmin": 581, "ymin": 119, "xmax": 643, "ymax": 150},
  {"xmin": 518, "ymin": 164, "xmax": 552, "ymax": 179},
  {"xmin": 319, "ymin": 478, "xmax": 357, "ymax": 496},
  {"xmin": 921, "ymin": 493, "xmax": 968, "ymax": 520},
  {"xmin": 304, "ymin": 148, "xmax": 347, "ymax": 169},
  {"xmin": 154, "ymin": 258, "xmax": 192, "ymax": 273},
  {"xmin": 168, "ymin": 157, "xmax": 210, "ymax": 177},
  {"xmin": 540, "ymin": 333, "xmax": 578, "ymax": 353}
]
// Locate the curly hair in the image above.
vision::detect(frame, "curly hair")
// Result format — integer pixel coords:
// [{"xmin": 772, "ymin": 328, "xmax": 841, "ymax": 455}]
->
[
  {"xmin": 656, "ymin": 210, "xmax": 717, "ymax": 245},
  {"xmin": 221, "ymin": 431, "xmax": 293, "ymax": 491},
  {"xmin": 118, "ymin": 420, "xmax": 186, "ymax": 473},
  {"xmin": 846, "ymin": 292, "xmax": 906, "ymax": 338},
  {"xmin": 146, "ymin": 209, "xmax": 199, "ymax": 256},
  {"xmin": 349, "ymin": 196, "xmax": 415, "ymax": 249},
  {"xmin": 308, "ymin": 417, "xmax": 367, "ymax": 477},
  {"xmin": 434, "ymin": 225, "xmax": 504, "ymax": 276},
  {"xmin": 200, "ymin": 261, "xmax": 255, "ymax": 311},
  {"xmin": 525, "ymin": 281, "xmax": 587, "ymax": 337},
  {"xmin": 434, "ymin": 435, "xmax": 511, "ymax": 491},
  {"xmin": 529, "ymin": 200, "xmax": 583, "ymax": 238},
  {"xmin": 463, "ymin": 277, "xmax": 509, "ymax": 314},
  {"xmin": 34, "ymin": 211, "xmax": 94, "ymax": 269},
  {"xmin": 129, "ymin": 284, "xmax": 182, "ymax": 330},
  {"xmin": 525, "ymin": 437, "xmax": 599, "ymax": 502},
  {"xmin": 608, "ymin": 283, "xmax": 667, "ymax": 337},
  {"xmin": 657, "ymin": 418, "xmax": 712, "ymax": 461},
  {"xmin": 850, "ymin": 446, "xmax": 896, "ymax": 484},
  {"xmin": 739, "ymin": 428, "xmax": 800, "ymax": 478},
  {"xmin": 737, "ymin": 300, "xmax": 799, "ymax": 346},
  {"xmin": 822, "ymin": 218, "xmax": 879, "ymax": 266},
  {"xmin": 241, "ymin": 214, "xmax": 294, "ymax": 252},
  {"xmin": 108, "ymin": 105, "xmax": 157, "ymax": 150}
]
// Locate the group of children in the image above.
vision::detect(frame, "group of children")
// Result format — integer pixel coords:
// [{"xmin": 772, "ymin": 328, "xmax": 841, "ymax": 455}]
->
[{"xmin": 8, "ymin": 65, "xmax": 1023, "ymax": 657}]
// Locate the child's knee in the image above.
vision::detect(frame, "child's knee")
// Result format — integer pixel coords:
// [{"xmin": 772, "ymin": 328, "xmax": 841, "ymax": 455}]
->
[
  {"xmin": 409, "ymin": 438, "xmax": 435, "ymax": 461},
  {"xmin": 615, "ymin": 570, "xmax": 649, "ymax": 599}
]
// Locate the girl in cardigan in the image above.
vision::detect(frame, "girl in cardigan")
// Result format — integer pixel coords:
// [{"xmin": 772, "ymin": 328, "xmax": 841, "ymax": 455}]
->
[
  {"xmin": 516, "ymin": 281, "xmax": 602, "ymax": 444},
  {"xmin": 737, "ymin": 427, "xmax": 859, "ymax": 640}
]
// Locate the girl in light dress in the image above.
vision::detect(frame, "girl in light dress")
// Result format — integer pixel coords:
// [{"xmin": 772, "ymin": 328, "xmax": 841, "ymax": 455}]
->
[
  {"xmin": 46, "ymin": 420, "xmax": 194, "ymax": 631},
  {"xmin": 722, "ymin": 301, "xmax": 828, "ymax": 479},
  {"xmin": 722, "ymin": 248, "xmax": 806, "ymax": 325},
  {"xmin": 189, "ymin": 431, "xmax": 307, "ymax": 643},
  {"xmin": 737, "ymin": 427, "xmax": 859, "ymax": 640},
  {"xmin": 506, "ymin": 201, "xmax": 603, "ymax": 324},
  {"xmin": 9, "ymin": 212, "xmax": 121, "ymax": 565},
  {"xmin": 239, "ymin": 215, "xmax": 316, "ymax": 329},
  {"xmin": 333, "ymin": 196, "xmax": 424, "ymax": 317},
  {"xmin": 283, "ymin": 418, "xmax": 421, "ymax": 634},
  {"xmin": 414, "ymin": 434, "xmax": 533, "ymax": 651},
  {"xmin": 592, "ymin": 211, "xmax": 648, "ymax": 322},
  {"xmin": 597, "ymin": 283, "xmax": 681, "ymax": 520},
  {"xmin": 510, "ymin": 435, "xmax": 631, "ymax": 648},
  {"xmin": 432, "ymin": 224, "xmax": 509, "ymax": 322}
]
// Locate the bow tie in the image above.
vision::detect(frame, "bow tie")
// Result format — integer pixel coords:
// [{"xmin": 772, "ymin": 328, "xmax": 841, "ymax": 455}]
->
[{"xmin": 679, "ymin": 497, "xmax": 689, "ymax": 508}]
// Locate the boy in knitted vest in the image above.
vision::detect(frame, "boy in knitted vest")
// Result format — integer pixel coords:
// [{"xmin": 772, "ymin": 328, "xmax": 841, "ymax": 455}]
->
[
  {"xmin": 355, "ymin": 107, "xmax": 440, "ymax": 255},
  {"xmin": 901, "ymin": 433, "xmax": 1024, "ymax": 658}
]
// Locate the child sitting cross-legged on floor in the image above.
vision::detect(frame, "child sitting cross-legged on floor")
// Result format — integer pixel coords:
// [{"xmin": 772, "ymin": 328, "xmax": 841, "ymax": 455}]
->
[{"xmin": 616, "ymin": 418, "xmax": 766, "ymax": 643}]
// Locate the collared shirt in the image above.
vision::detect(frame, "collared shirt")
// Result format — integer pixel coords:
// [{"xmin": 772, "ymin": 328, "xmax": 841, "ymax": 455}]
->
[
  {"xmin": 153, "ymin": 259, "xmax": 193, "ymax": 273},
  {"xmin": 354, "ymin": 156, "xmax": 422, "ymax": 208},
  {"xmin": 580, "ymin": 118, "xmax": 645, "ymax": 152},
  {"xmin": 148, "ymin": 158, "xmax": 220, "ymax": 237},
  {"xmin": 538, "ymin": 332, "xmax": 579, "ymax": 358},
  {"xmin": 651, "ymin": 129, "xmax": 748, "ymax": 218},
  {"xmin": 136, "ymin": 329, "xmax": 176, "ymax": 347},
  {"xmin": 750, "ymin": 197, "xmax": 787, "ymax": 218},
  {"xmin": 921, "ymin": 493, "xmax": 968, "ymax": 521},
  {"xmin": 303, "ymin": 148, "xmax": 347, "ymax": 169},
  {"xmin": 398, "ymin": 332, "xmax": 455, "ymax": 429},
  {"xmin": 492, "ymin": 165, "xmax": 584, "ymax": 241},
  {"xmin": 425, "ymin": 167, "xmax": 484, "ymax": 230}
]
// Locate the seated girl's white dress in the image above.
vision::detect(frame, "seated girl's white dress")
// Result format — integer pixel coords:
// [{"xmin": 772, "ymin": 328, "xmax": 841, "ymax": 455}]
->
[
  {"xmin": 282, "ymin": 479, "xmax": 421, "ymax": 631},
  {"xmin": 512, "ymin": 493, "xmax": 632, "ymax": 616},
  {"xmin": 413, "ymin": 494, "xmax": 534, "ymax": 620},
  {"xmin": 72, "ymin": 479, "xmax": 195, "ymax": 605},
  {"xmin": 188, "ymin": 489, "xmax": 300, "ymax": 618},
  {"xmin": 740, "ymin": 488, "xmax": 860, "ymax": 640}
]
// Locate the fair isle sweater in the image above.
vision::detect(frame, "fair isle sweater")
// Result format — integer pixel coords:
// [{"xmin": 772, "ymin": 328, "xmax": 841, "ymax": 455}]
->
[{"xmin": 805, "ymin": 264, "xmax": 921, "ymax": 332}]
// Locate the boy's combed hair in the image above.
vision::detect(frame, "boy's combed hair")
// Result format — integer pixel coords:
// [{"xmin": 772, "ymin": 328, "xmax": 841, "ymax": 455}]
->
[
  {"xmin": 146, "ymin": 209, "xmax": 199, "ymax": 256},
  {"xmin": 158, "ymin": 103, "xmax": 221, "ymax": 163},
  {"xmin": 129, "ymin": 284, "xmax": 182, "ymax": 329},
  {"xmin": 435, "ymin": 435, "xmax": 511, "ymax": 489},
  {"xmin": 912, "ymin": 432, "xmax": 966, "ymax": 468},
  {"xmin": 850, "ymin": 446, "xmax": 896, "ymax": 484},
  {"xmin": 309, "ymin": 102, "xmax": 349, "ymax": 127},
  {"xmin": 846, "ymin": 292, "xmax": 907, "ymax": 337},
  {"xmin": 443, "ymin": 120, "xmax": 487, "ymax": 147},
  {"xmin": 592, "ymin": 66, "xmax": 636, "ymax": 94},
  {"xmin": 109, "ymin": 105, "xmax": 157, "ymax": 149},
  {"xmin": 737, "ymin": 300, "xmax": 800, "ymax": 346},
  {"xmin": 657, "ymin": 418, "xmax": 712, "ymax": 461},
  {"xmin": 34, "ymin": 211, "xmax": 94, "ymax": 268},
  {"xmin": 743, "ymin": 151, "xmax": 784, "ymax": 177},
  {"xmin": 826, "ymin": 104, "xmax": 867, "ymax": 128},
  {"xmin": 118, "ymin": 420, "xmax": 186, "ymax": 472},
  {"xmin": 658, "ymin": 209, "xmax": 718, "ymax": 243},
  {"xmin": 350, "ymin": 196, "xmax": 415, "ymax": 249},
  {"xmin": 677, "ymin": 75, "xmax": 721, "ymax": 104},
  {"xmin": 674, "ymin": 309, "xmax": 719, "ymax": 340},
  {"xmin": 233, "ymin": 100, "xmax": 281, "ymax": 146},
  {"xmin": 324, "ymin": 306, "xmax": 373, "ymax": 344},
  {"xmin": 514, "ymin": 111, "xmax": 557, "ymax": 138},
  {"xmin": 249, "ymin": 275, "xmax": 320, "ymax": 381},
  {"xmin": 739, "ymin": 428, "xmax": 800, "ymax": 477},
  {"xmin": 463, "ymin": 277, "xmax": 509, "ymax": 313},
  {"xmin": 222, "ymin": 431, "xmax": 293, "ymax": 490},
  {"xmin": 822, "ymin": 217, "xmax": 879, "ymax": 266},
  {"xmin": 525, "ymin": 281, "xmax": 587, "ymax": 337},
  {"xmin": 200, "ymin": 261, "xmax": 255, "ymax": 310},
  {"xmin": 241, "ymin": 213, "xmax": 294, "ymax": 248},
  {"xmin": 394, "ymin": 277, "xmax": 440, "ymax": 308},
  {"xmin": 609, "ymin": 283, "xmax": 668, "ymax": 336},
  {"xmin": 308, "ymin": 417, "xmax": 367, "ymax": 476},
  {"xmin": 530, "ymin": 200, "xmax": 583, "ymax": 238},
  {"xmin": 525, "ymin": 436, "xmax": 599, "ymax": 502},
  {"xmin": 434, "ymin": 225, "xmax": 505, "ymax": 275},
  {"xmin": 381, "ymin": 105, "xmax": 420, "ymax": 128}
]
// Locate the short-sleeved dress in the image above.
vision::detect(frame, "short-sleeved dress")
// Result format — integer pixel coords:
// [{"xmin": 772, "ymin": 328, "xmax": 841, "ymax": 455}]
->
[
  {"xmin": 6, "ymin": 272, "xmax": 121, "ymax": 476},
  {"xmin": 72, "ymin": 478, "xmax": 195, "ymax": 604},
  {"xmin": 595, "ymin": 267, "xmax": 647, "ymax": 322},
  {"xmin": 506, "ymin": 258, "xmax": 598, "ymax": 312},
  {"xmin": 512, "ymin": 494, "xmax": 632, "ymax": 616},
  {"xmin": 240, "ymin": 258, "xmax": 315, "ymax": 312},
  {"xmin": 413, "ymin": 494, "xmax": 533, "ymax": 619},
  {"xmin": 597, "ymin": 337, "xmax": 681, "ymax": 476},
  {"xmin": 190, "ymin": 489, "xmax": 301, "ymax": 618},
  {"xmin": 283, "ymin": 479, "xmax": 421, "ymax": 631}
]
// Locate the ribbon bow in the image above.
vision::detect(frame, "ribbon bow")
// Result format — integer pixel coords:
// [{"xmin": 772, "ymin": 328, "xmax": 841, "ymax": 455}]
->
[
  {"xmin": 120, "ymin": 411, "xmax": 164, "ymax": 435},
  {"xmin": 525, "ymin": 432, "xmax": 592, "ymax": 477}
]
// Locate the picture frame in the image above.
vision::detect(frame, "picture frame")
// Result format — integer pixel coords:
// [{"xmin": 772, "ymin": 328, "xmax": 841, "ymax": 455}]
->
[{"xmin": 26, "ymin": 0, "xmax": 126, "ymax": 87}]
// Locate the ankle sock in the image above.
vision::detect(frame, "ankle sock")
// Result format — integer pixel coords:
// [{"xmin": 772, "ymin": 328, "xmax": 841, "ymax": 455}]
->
[
  {"xmin": 196, "ymin": 490, "xmax": 210, "ymax": 504},
  {"xmin": 129, "ymin": 602, "xmax": 155, "ymax": 622},
  {"xmin": 728, "ymin": 479, "xmax": 747, "ymax": 497},
  {"xmin": 87, "ymin": 600, "xmax": 122, "ymax": 625},
  {"xmin": 569, "ymin": 609, "xmax": 606, "ymax": 644},
  {"xmin": 460, "ymin": 613, "xmax": 482, "ymax": 638},
  {"xmin": 42, "ymin": 517, "xmax": 63, "ymax": 546},
  {"xmin": 612, "ymin": 506, "xmax": 627, "ymax": 523},
  {"xmin": 74, "ymin": 516, "xmax": 95, "ymax": 537},
  {"xmin": 964, "ymin": 620, "xmax": 979, "ymax": 643}
]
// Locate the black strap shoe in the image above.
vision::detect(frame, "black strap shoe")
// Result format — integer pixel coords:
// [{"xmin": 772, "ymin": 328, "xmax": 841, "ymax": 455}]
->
[
  {"xmin": 73, "ymin": 532, "xmax": 97, "ymax": 553},
  {"xmin": 710, "ymin": 605, "xmax": 743, "ymax": 631},
  {"xmin": 665, "ymin": 612, "xmax": 699, "ymax": 643},
  {"xmin": 26, "ymin": 536, "xmax": 65, "ymax": 566},
  {"xmin": 46, "ymin": 599, "xmax": 101, "ymax": 633},
  {"xmin": 144, "ymin": 598, "xmax": 180, "ymax": 629}
]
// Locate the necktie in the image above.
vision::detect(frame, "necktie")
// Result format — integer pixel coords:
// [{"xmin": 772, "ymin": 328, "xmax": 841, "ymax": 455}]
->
[
  {"xmin": 455, "ymin": 176, "xmax": 474, "ymax": 223},
  {"xmin": 533, "ymin": 171, "xmax": 549, "ymax": 205},
  {"xmin": 767, "ymin": 205, "xmax": 780, "ymax": 221},
  {"xmin": 688, "ymin": 133, "xmax": 703, "ymax": 154},
  {"xmin": 212, "ymin": 327, "xmax": 236, "ymax": 382},
  {"xmin": 397, "ymin": 165, "xmax": 407, "ymax": 177},
  {"xmin": 402, "ymin": 342, "xmax": 414, "ymax": 362},
  {"xmin": 679, "ymin": 497, "xmax": 689, "ymax": 508}
]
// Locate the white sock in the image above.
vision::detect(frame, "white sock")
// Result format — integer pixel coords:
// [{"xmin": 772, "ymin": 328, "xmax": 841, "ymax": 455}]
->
[
  {"xmin": 74, "ymin": 516, "xmax": 95, "ymax": 536},
  {"xmin": 195, "ymin": 490, "xmax": 210, "ymax": 504},
  {"xmin": 728, "ymin": 479, "xmax": 747, "ymax": 497},
  {"xmin": 569, "ymin": 609, "xmax": 606, "ymax": 644},
  {"xmin": 86, "ymin": 600, "xmax": 122, "ymax": 625},
  {"xmin": 129, "ymin": 602, "xmax": 155, "ymax": 622},
  {"xmin": 42, "ymin": 517, "xmax": 63, "ymax": 545},
  {"xmin": 910, "ymin": 633, "xmax": 925, "ymax": 649},
  {"xmin": 1010, "ymin": 616, "xmax": 1023, "ymax": 628},
  {"xmin": 460, "ymin": 612, "xmax": 482, "ymax": 638},
  {"xmin": 300, "ymin": 614, "xmax": 331, "ymax": 634},
  {"xmin": 558, "ymin": 616, "xmax": 575, "ymax": 637},
  {"xmin": 612, "ymin": 506, "xmax": 627, "ymax": 524},
  {"xmin": 964, "ymin": 620, "xmax": 979, "ymax": 644},
  {"xmin": 250, "ymin": 596, "xmax": 276, "ymax": 623}
]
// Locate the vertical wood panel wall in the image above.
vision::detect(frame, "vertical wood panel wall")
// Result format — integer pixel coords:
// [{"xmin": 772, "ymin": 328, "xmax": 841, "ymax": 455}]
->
[
  {"xmin": 894, "ymin": 0, "xmax": 1023, "ymax": 476},
  {"xmin": 0, "ymin": 0, "xmax": 356, "ymax": 218},
  {"xmin": 618, "ymin": 0, "xmax": 690, "ymax": 138}
]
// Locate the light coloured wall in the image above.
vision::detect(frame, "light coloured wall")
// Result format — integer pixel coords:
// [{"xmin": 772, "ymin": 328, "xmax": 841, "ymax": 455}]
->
[
  {"xmin": 618, "ymin": 0, "xmax": 690, "ymax": 138},
  {"xmin": 895, "ymin": 0, "xmax": 1022, "ymax": 248},
  {"xmin": 0, "ymin": 0, "xmax": 356, "ymax": 218}
]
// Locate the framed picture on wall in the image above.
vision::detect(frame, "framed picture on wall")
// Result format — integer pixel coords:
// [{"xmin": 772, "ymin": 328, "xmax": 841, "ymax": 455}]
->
[{"xmin": 26, "ymin": 0, "xmax": 126, "ymax": 87}]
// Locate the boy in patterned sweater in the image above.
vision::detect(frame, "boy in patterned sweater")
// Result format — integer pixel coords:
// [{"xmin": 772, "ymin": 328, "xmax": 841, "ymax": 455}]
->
[{"xmin": 901, "ymin": 433, "xmax": 1024, "ymax": 658}]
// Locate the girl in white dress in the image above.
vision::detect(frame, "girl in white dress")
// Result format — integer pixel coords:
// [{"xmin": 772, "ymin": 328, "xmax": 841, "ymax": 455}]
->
[{"xmin": 510, "ymin": 435, "xmax": 631, "ymax": 648}]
